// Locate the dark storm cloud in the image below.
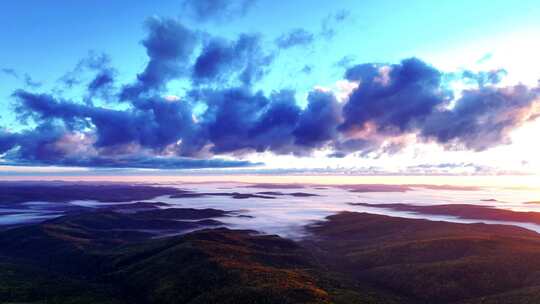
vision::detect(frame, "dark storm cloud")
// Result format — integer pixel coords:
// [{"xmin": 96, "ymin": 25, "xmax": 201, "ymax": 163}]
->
[
  {"xmin": 88, "ymin": 70, "xmax": 114, "ymax": 93},
  {"xmin": 189, "ymin": 88, "xmax": 299, "ymax": 154},
  {"xmin": 420, "ymin": 84, "xmax": 540, "ymax": 150},
  {"xmin": 0, "ymin": 131, "xmax": 18, "ymax": 154},
  {"xmin": 249, "ymin": 90, "xmax": 301, "ymax": 152},
  {"xmin": 2, "ymin": 9, "xmax": 539, "ymax": 170},
  {"xmin": 88, "ymin": 73, "xmax": 112, "ymax": 91},
  {"xmin": 120, "ymin": 18, "xmax": 198, "ymax": 100},
  {"xmin": 13, "ymin": 90, "xmax": 195, "ymax": 151},
  {"xmin": 0, "ymin": 18, "xmax": 276, "ymax": 169},
  {"xmin": 341, "ymin": 58, "xmax": 451, "ymax": 134},
  {"xmin": 337, "ymin": 58, "xmax": 539, "ymax": 154},
  {"xmin": 275, "ymin": 29, "xmax": 314, "ymax": 49},
  {"xmin": 190, "ymin": 88, "xmax": 342, "ymax": 156},
  {"xmin": 293, "ymin": 91, "xmax": 341, "ymax": 148},
  {"xmin": 3, "ymin": 97, "xmax": 257, "ymax": 169},
  {"xmin": 4, "ymin": 151, "xmax": 258, "ymax": 169},
  {"xmin": 6, "ymin": 54, "xmax": 540, "ymax": 168},
  {"xmin": 333, "ymin": 138, "xmax": 379, "ymax": 156},
  {"xmin": 6, "ymin": 123, "xmax": 78, "ymax": 164},
  {"xmin": 9, "ymin": 84, "xmax": 352, "ymax": 167},
  {"xmin": 193, "ymin": 34, "xmax": 273, "ymax": 85},
  {"xmin": 182, "ymin": 0, "xmax": 256, "ymax": 22},
  {"xmin": 14, "ymin": 91, "xmax": 86, "ymax": 125}
]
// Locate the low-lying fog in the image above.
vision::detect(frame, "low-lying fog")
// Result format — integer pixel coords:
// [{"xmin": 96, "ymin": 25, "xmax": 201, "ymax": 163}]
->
[{"xmin": 2, "ymin": 182, "xmax": 540, "ymax": 238}]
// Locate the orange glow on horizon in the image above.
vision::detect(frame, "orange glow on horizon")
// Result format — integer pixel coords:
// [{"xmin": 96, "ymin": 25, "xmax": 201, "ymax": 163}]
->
[{"xmin": 0, "ymin": 174, "xmax": 538, "ymax": 190}]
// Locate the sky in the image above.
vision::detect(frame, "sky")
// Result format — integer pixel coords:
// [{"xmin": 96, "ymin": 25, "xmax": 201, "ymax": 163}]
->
[{"xmin": 1, "ymin": 0, "xmax": 540, "ymax": 177}]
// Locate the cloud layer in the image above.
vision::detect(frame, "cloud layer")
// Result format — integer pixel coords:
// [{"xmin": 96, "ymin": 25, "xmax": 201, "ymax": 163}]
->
[{"xmin": 1, "ymin": 16, "xmax": 539, "ymax": 169}]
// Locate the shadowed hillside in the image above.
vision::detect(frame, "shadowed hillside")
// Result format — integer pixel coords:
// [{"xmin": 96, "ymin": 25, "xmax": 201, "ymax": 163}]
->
[
  {"xmin": 0, "ymin": 182, "xmax": 186, "ymax": 204},
  {"xmin": 4, "ymin": 204, "xmax": 540, "ymax": 303},
  {"xmin": 1, "ymin": 210, "xmax": 395, "ymax": 304},
  {"xmin": 350, "ymin": 202, "xmax": 540, "ymax": 225},
  {"xmin": 304, "ymin": 212, "xmax": 540, "ymax": 303}
]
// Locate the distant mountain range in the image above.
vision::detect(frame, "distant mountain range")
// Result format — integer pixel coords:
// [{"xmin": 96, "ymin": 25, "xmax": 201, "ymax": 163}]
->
[{"xmin": 2, "ymin": 183, "xmax": 540, "ymax": 303}]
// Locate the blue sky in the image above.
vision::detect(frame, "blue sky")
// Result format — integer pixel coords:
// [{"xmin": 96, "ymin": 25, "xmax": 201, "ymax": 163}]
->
[{"xmin": 1, "ymin": 0, "xmax": 540, "ymax": 175}]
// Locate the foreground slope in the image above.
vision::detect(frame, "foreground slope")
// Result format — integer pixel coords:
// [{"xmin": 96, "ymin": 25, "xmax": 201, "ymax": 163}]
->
[
  {"xmin": 0, "ymin": 210, "xmax": 342, "ymax": 304},
  {"xmin": 4, "ymin": 208, "xmax": 540, "ymax": 303},
  {"xmin": 305, "ymin": 212, "xmax": 540, "ymax": 303}
]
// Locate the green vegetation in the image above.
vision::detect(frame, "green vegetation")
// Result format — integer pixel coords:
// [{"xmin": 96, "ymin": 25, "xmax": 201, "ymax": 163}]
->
[
  {"xmin": 0, "ymin": 211, "xmax": 346, "ymax": 304},
  {"xmin": 0, "ymin": 182, "xmax": 184, "ymax": 204},
  {"xmin": 305, "ymin": 212, "xmax": 540, "ymax": 303},
  {"xmin": 4, "ymin": 210, "xmax": 540, "ymax": 303}
]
